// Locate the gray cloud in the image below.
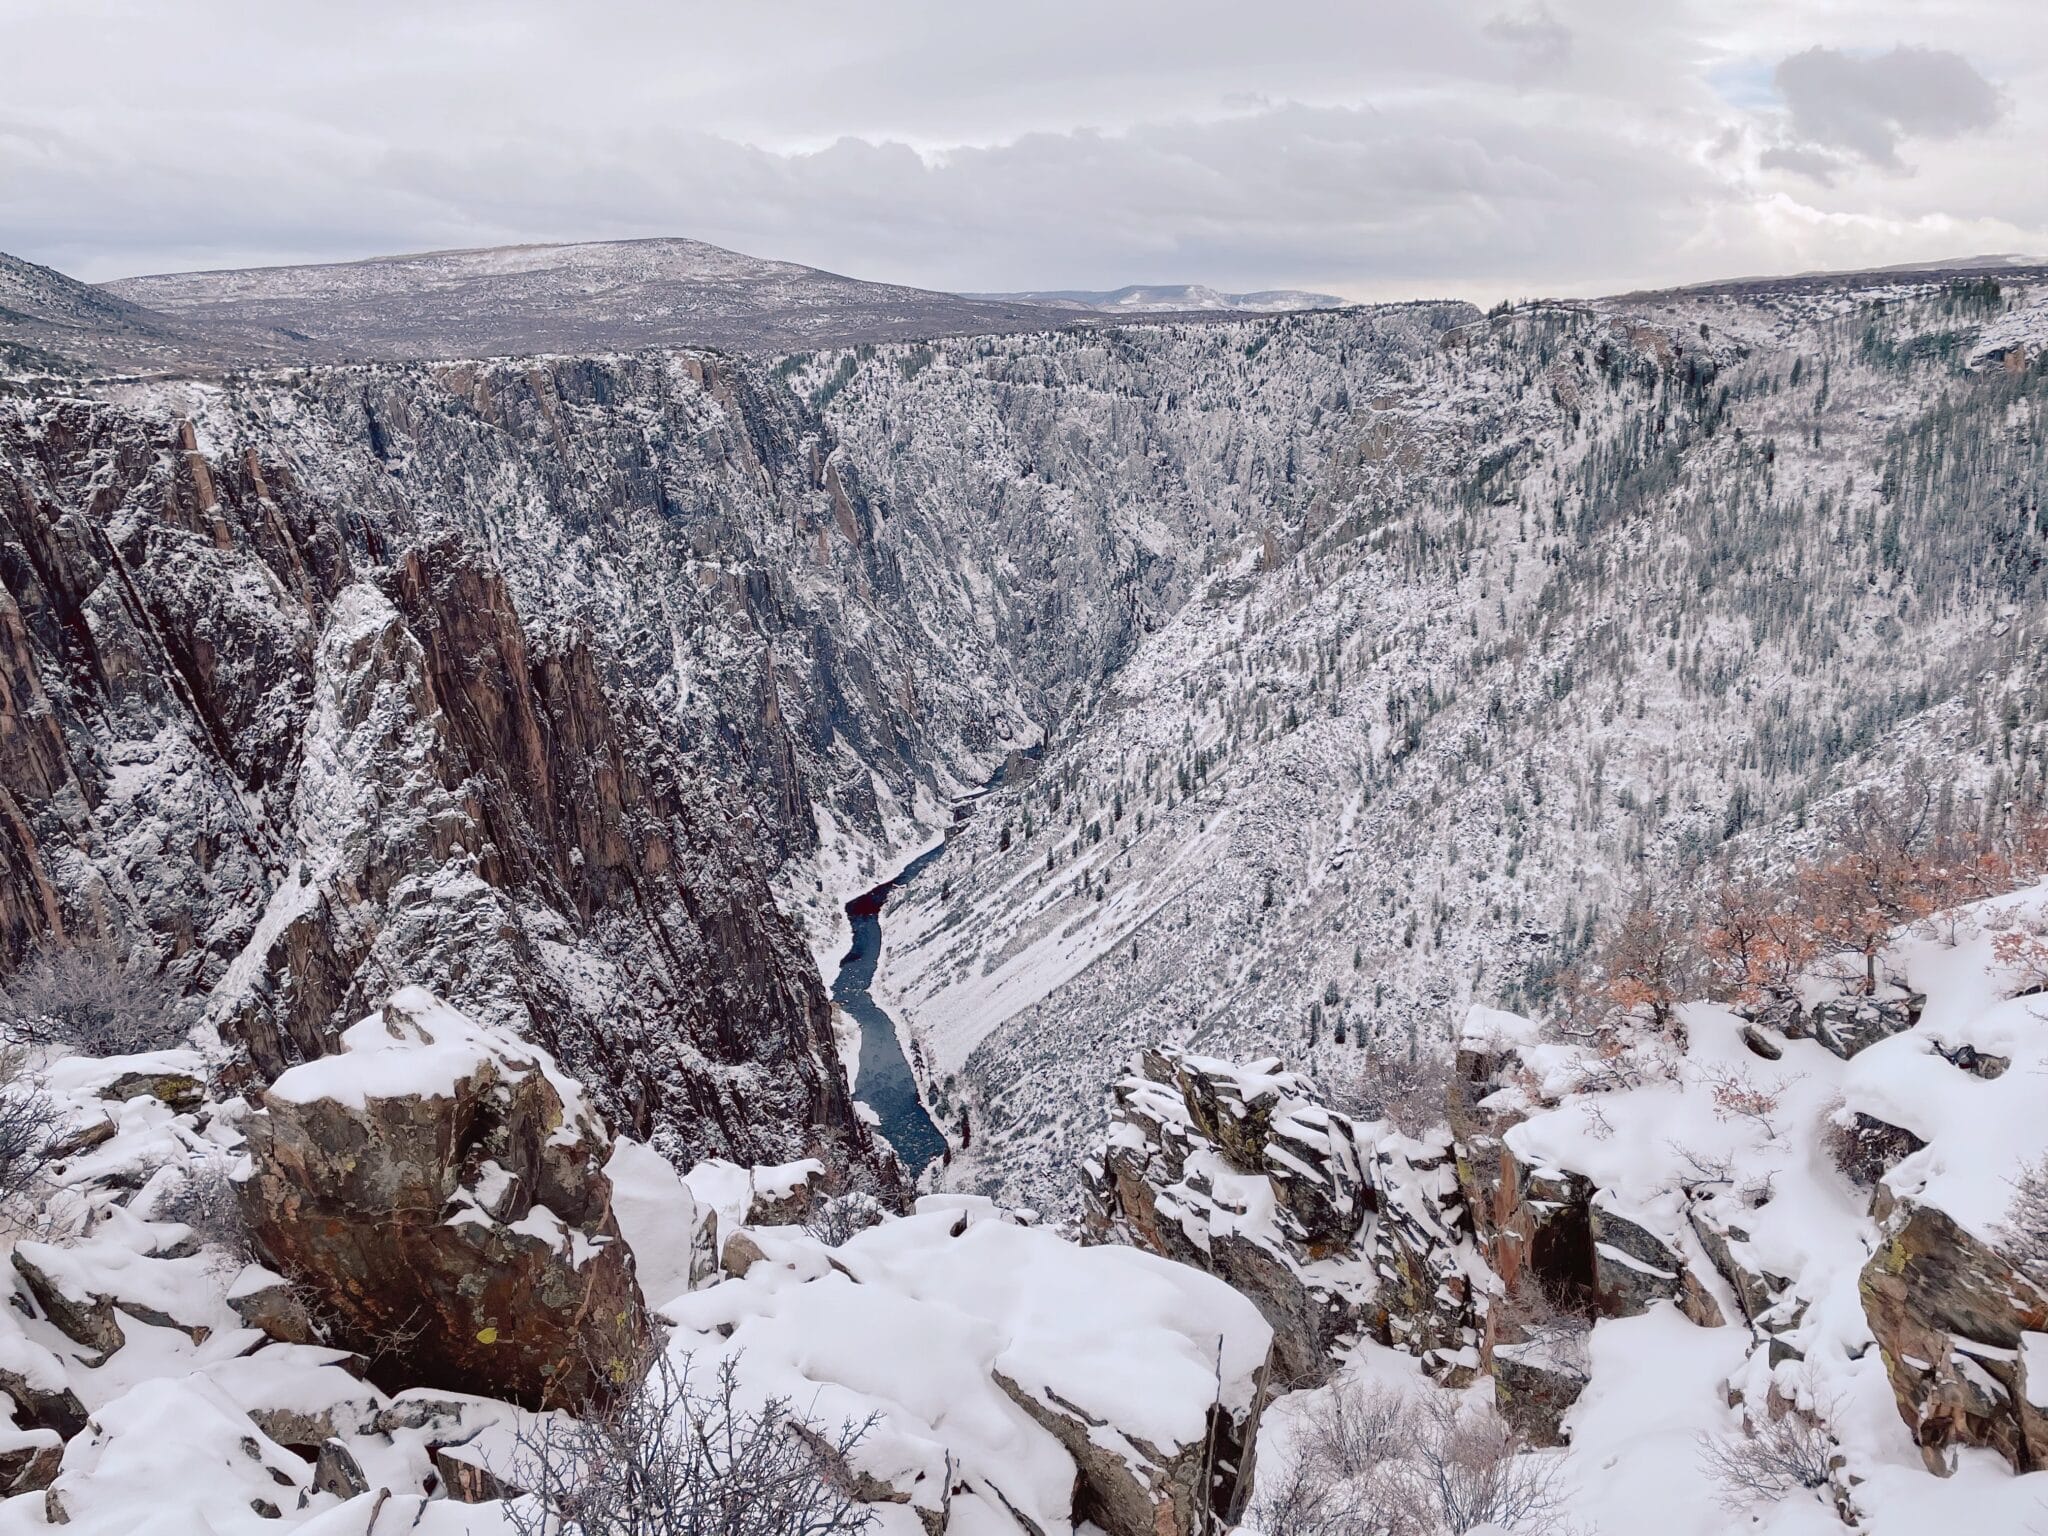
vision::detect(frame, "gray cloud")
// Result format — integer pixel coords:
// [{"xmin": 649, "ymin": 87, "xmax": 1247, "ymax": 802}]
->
[
  {"xmin": 1772, "ymin": 45, "xmax": 2003, "ymax": 173},
  {"xmin": 1485, "ymin": 5, "xmax": 1574, "ymax": 79},
  {"xmin": 0, "ymin": 3, "xmax": 2039, "ymax": 297}
]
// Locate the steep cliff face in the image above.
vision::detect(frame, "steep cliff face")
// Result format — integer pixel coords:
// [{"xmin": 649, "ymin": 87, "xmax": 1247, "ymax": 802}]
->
[{"xmin": 0, "ymin": 382, "xmax": 875, "ymax": 1169}]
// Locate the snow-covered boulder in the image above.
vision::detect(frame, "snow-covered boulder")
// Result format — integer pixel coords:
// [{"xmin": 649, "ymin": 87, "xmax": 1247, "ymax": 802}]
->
[
  {"xmin": 666, "ymin": 1199, "xmax": 1276, "ymax": 1536},
  {"xmin": 1842, "ymin": 923, "xmax": 2048, "ymax": 1475},
  {"xmin": 238, "ymin": 987, "xmax": 648, "ymax": 1409}
]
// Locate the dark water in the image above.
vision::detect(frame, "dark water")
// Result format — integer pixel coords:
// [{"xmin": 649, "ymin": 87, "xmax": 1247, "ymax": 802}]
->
[
  {"xmin": 833, "ymin": 839, "xmax": 952, "ymax": 1174},
  {"xmin": 831, "ymin": 748, "xmax": 1042, "ymax": 1176}
]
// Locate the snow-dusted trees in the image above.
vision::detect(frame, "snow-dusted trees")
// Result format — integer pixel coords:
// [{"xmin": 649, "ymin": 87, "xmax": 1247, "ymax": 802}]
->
[
  {"xmin": 1797, "ymin": 786, "xmax": 1945, "ymax": 996},
  {"xmin": 1696, "ymin": 877, "xmax": 1818, "ymax": 1015},
  {"xmin": 0, "ymin": 1061, "xmax": 60, "ymax": 1208},
  {"xmin": 1569, "ymin": 796, "xmax": 2048, "ymax": 1038},
  {"xmin": 1340, "ymin": 1049, "xmax": 1453, "ymax": 1138},
  {"xmin": 1582, "ymin": 893, "xmax": 1701, "ymax": 1037}
]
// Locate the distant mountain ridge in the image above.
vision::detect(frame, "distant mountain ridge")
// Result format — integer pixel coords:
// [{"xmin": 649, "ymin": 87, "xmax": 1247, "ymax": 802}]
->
[
  {"xmin": 3, "ymin": 234, "xmax": 2039, "ymax": 383},
  {"xmin": 100, "ymin": 238, "xmax": 1078, "ymax": 363}
]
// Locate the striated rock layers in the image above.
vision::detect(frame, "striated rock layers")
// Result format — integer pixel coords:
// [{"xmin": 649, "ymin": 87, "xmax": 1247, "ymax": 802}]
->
[{"xmin": 0, "ymin": 374, "xmax": 900, "ymax": 1171}]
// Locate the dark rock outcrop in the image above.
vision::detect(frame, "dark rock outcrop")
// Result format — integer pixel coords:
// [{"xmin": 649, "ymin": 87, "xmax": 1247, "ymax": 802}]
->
[
  {"xmin": 238, "ymin": 988, "xmax": 650, "ymax": 1410},
  {"xmin": 1083, "ymin": 1050, "xmax": 1375, "ymax": 1389},
  {"xmin": 0, "ymin": 386, "xmax": 895, "ymax": 1174},
  {"xmin": 1861, "ymin": 1196, "xmax": 2048, "ymax": 1474},
  {"xmin": 1810, "ymin": 993, "xmax": 1925, "ymax": 1060}
]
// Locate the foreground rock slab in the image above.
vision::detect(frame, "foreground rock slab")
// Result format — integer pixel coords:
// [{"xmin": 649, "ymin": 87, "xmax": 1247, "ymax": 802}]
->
[{"xmin": 239, "ymin": 987, "xmax": 648, "ymax": 1409}]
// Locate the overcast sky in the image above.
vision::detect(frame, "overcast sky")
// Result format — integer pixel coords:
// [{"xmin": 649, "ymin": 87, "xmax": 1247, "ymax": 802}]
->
[{"xmin": 1, "ymin": 0, "xmax": 2040, "ymax": 301}]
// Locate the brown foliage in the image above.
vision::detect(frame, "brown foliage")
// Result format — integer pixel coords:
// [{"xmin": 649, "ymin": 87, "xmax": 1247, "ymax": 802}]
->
[{"xmin": 1569, "ymin": 793, "xmax": 2048, "ymax": 1040}]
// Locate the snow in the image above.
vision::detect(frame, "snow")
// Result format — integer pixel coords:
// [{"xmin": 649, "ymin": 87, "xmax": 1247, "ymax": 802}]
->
[
  {"xmin": 268, "ymin": 987, "xmax": 593, "ymax": 1139},
  {"xmin": 666, "ymin": 1204, "xmax": 1272, "ymax": 1535},
  {"xmin": 606, "ymin": 1137, "xmax": 702, "ymax": 1307}
]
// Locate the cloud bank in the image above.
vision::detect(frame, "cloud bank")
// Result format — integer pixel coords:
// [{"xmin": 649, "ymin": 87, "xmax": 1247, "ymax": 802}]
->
[{"xmin": 0, "ymin": 0, "xmax": 2037, "ymax": 299}]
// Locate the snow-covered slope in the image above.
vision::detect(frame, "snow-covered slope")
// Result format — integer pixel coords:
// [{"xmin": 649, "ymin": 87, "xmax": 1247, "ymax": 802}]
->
[
  {"xmin": 825, "ymin": 273, "xmax": 2048, "ymax": 1210},
  {"xmin": 1091, "ymin": 879, "xmax": 2048, "ymax": 1531}
]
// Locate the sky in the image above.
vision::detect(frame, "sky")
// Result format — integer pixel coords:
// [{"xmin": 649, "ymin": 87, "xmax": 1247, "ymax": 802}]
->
[{"xmin": 0, "ymin": 0, "xmax": 2041, "ymax": 303}]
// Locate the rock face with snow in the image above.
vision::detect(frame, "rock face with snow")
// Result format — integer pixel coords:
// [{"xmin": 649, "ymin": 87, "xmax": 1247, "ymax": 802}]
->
[
  {"xmin": 238, "ymin": 988, "xmax": 649, "ymax": 1409},
  {"xmin": 673, "ymin": 1198, "xmax": 1277, "ymax": 1536},
  {"xmin": 1085, "ymin": 1048, "xmax": 1489, "ymax": 1393},
  {"xmin": 1083, "ymin": 1049, "xmax": 1375, "ymax": 1388},
  {"xmin": 0, "ymin": 377, "xmax": 889, "ymax": 1173},
  {"xmin": 1861, "ymin": 1197, "xmax": 2048, "ymax": 1473}
]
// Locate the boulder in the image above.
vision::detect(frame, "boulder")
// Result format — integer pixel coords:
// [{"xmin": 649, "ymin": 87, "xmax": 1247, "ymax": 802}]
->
[
  {"xmin": 0, "ymin": 1428, "xmax": 62, "ymax": 1495},
  {"xmin": 1860, "ymin": 1196, "xmax": 2048, "ymax": 1473},
  {"xmin": 1810, "ymin": 993, "xmax": 1924, "ymax": 1060},
  {"xmin": 313, "ymin": 1438, "xmax": 370, "ymax": 1500},
  {"xmin": 9, "ymin": 1237, "xmax": 217, "ymax": 1353},
  {"xmin": 0, "ymin": 1329, "xmax": 89, "ymax": 1439},
  {"xmin": 994, "ymin": 1367, "xmax": 1262, "ymax": 1536},
  {"xmin": 238, "ymin": 988, "xmax": 649, "ymax": 1410},
  {"xmin": 1491, "ymin": 1342, "xmax": 1587, "ymax": 1448},
  {"xmin": 225, "ymin": 1264, "xmax": 326, "ymax": 1347},
  {"xmin": 744, "ymin": 1159, "xmax": 827, "ymax": 1226},
  {"xmin": 1589, "ymin": 1198, "xmax": 1724, "ymax": 1326},
  {"xmin": 1084, "ymin": 1052, "xmax": 1371, "ymax": 1388},
  {"xmin": 432, "ymin": 1439, "xmax": 518, "ymax": 1502},
  {"xmin": 94, "ymin": 1068, "xmax": 205, "ymax": 1113},
  {"xmin": 10, "ymin": 1245, "xmax": 126, "ymax": 1358}
]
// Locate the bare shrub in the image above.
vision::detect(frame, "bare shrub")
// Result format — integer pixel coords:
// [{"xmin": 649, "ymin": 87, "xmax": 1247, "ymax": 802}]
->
[
  {"xmin": 1389, "ymin": 1391, "xmax": 1570, "ymax": 1535},
  {"xmin": 501, "ymin": 1350, "xmax": 876, "ymax": 1536},
  {"xmin": 805, "ymin": 1193, "xmax": 886, "ymax": 1249},
  {"xmin": 1697, "ymin": 1408, "xmax": 1837, "ymax": 1509},
  {"xmin": 1989, "ymin": 921, "xmax": 2048, "ymax": 995},
  {"xmin": 1248, "ymin": 1379, "xmax": 1568, "ymax": 1536},
  {"xmin": 1343, "ymin": 1050, "xmax": 1453, "ymax": 1139},
  {"xmin": 156, "ymin": 1160, "xmax": 254, "ymax": 1266},
  {"xmin": 1997, "ymin": 1155, "xmax": 2048, "ymax": 1291},
  {"xmin": 0, "ymin": 943, "xmax": 187, "ymax": 1056},
  {"xmin": 1491, "ymin": 1279, "xmax": 1593, "ymax": 1377},
  {"xmin": 1246, "ymin": 1379, "xmax": 1406, "ymax": 1536},
  {"xmin": 0, "ymin": 1058, "xmax": 61, "ymax": 1206},
  {"xmin": 1698, "ymin": 1064, "xmax": 1787, "ymax": 1142}
]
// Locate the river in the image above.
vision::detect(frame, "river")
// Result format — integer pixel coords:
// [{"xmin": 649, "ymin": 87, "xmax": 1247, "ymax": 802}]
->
[{"xmin": 832, "ymin": 839, "xmax": 952, "ymax": 1175}]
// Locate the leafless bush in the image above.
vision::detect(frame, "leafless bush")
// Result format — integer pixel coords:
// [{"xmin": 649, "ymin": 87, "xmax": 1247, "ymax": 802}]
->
[
  {"xmin": 1997, "ymin": 1155, "xmax": 2048, "ymax": 1291},
  {"xmin": 1697, "ymin": 1408, "xmax": 1837, "ymax": 1509},
  {"xmin": 1390, "ymin": 1391, "xmax": 1570, "ymax": 1535},
  {"xmin": 0, "ymin": 1058, "xmax": 61, "ymax": 1206},
  {"xmin": 1248, "ymin": 1379, "xmax": 1569, "ymax": 1536},
  {"xmin": 1698, "ymin": 1063, "xmax": 1787, "ymax": 1142},
  {"xmin": 1343, "ymin": 1050, "xmax": 1453, "ymax": 1139},
  {"xmin": 1246, "ymin": 1379, "xmax": 1406, "ymax": 1536},
  {"xmin": 156, "ymin": 1160, "xmax": 254, "ymax": 1266},
  {"xmin": 0, "ymin": 943, "xmax": 187, "ymax": 1057},
  {"xmin": 1667, "ymin": 1141, "xmax": 1734, "ymax": 1187},
  {"xmin": 804, "ymin": 1193, "xmax": 886, "ymax": 1248},
  {"xmin": 501, "ymin": 1350, "xmax": 876, "ymax": 1536}
]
